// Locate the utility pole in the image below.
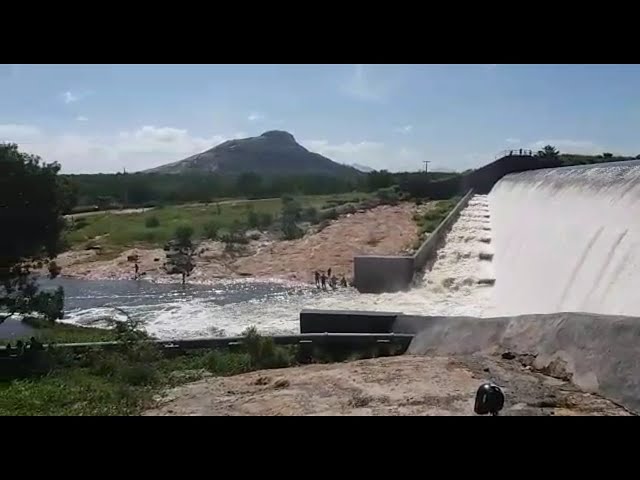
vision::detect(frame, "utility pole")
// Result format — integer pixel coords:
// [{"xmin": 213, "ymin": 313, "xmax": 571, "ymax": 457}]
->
[{"xmin": 423, "ymin": 160, "xmax": 431, "ymax": 174}]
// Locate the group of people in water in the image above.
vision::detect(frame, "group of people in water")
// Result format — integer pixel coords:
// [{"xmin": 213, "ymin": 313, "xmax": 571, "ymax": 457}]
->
[{"xmin": 314, "ymin": 268, "xmax": 348, "ymax": 291}]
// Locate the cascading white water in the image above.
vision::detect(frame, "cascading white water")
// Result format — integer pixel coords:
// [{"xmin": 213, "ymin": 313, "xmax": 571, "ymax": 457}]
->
[{"xmin": 490, "ymin": 160, "xmax": 640, "ymax": 317}]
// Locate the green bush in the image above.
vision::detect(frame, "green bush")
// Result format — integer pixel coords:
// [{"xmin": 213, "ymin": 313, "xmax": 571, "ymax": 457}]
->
[
  {"xmin": 145, "ymin": 216, "xmax": 160, "ymax": 228},
  {"xmin": 204, "ymin": 351, "xmax": 252, "ymax": 376},
  {"xmin": 317, "ymin": 219, "xmax": 331, "ymax": 232},
  {"xmin": 375, "ymin": 186, "xmax": 399, "ymax": 205},
  {"xmin": 173, "ymin": 225, "xmax": 194, "ymax": 247},
  {"xmin": 247, "ymin": 210, "xmax": 259, "ymax": 228},
  {"xmin": 202, "ymin": 220, "xmax": 219, "ymax": 240},
  {"xmin": 281, "ymin": 215, "xmax": 304, "ymax": 240},
  {"xmin": 258, "ymin": 213, "xmax": 273, "ymax": 229},
  {"xmin": 241, "ymin": 326, "xmax": 295, "ymax": 369},
  {"xmin": 320, "ymin": 208, "xmax": 338, "ymax": 221},
  {"xmin": 303, "ymin": 206, "xmax": 319, "ymax": 224}
]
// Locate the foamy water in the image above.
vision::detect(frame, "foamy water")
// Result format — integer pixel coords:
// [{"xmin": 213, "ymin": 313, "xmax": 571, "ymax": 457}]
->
[
  {"xmin": 57, "ymin": 196, "xmax": 496, "ymax": 339},
  {"xmin": 490, "ymin": 160, "xmax": 640, "ymax": 316}
]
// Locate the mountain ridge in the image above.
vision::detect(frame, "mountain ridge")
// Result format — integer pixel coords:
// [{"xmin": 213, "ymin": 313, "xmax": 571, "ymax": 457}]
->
[{"xmin": 143, "ymin": 130, "xmax": 363, "ymax": 177}]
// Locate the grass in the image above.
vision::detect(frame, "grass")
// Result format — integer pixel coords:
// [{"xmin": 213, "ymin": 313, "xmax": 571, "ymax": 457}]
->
[
  {"xmin": 14, "ymin": 318, "xmax": 118, "ymax": 344},
  {"xmin": 64, "ymin": 193, "xmax": 369, "ymax": 253},
  {"xmin": 416, "ymin": 197, "xmax": 460, "ymax": 235},
  {"xmin": 0, "ymin": 321, "xmax": 406, "ymax": 416}
]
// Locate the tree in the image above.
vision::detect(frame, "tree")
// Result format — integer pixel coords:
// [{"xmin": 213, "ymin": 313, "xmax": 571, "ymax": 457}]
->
[
  {"xmin": 537, "ymin": 145, "xmax": 559, "ymax": 159},
  {"xmin": 280, "ymin": 197, "xmax": 304, "ymax": 240},
  {"xmin": 366, "ymin": 170, "xmax": 395, "ymax": 191},
  {"xmin": 602, "ymin": 152, "xmax": 613, "ymax": 159},
  {"xmin": 0, "ymin": 144, "xmax": 67, "ymax": 324},
  {"xmin": 164, "ymin": 225, "xmax": 196, "ymax": 283}
]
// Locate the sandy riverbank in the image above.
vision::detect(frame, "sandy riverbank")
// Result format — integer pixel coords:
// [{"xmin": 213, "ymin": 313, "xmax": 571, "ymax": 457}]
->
[{"xmin": 55, "ymin": 203, "xmax": 421, "ymax": 284}]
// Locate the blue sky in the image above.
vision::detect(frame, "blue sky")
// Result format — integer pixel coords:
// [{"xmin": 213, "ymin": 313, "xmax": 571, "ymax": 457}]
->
[{"xmin": 1, "ymin": 64, "xmax": 640, "ymax": 173}]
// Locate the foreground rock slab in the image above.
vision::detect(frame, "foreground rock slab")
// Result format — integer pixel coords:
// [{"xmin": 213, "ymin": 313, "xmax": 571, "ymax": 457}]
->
[{"xmin": 144, "ymin": 355, "xmax": 630, "ymax": 416}]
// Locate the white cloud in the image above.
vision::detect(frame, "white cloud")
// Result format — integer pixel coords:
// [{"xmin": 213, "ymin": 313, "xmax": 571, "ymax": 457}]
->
[
  {"xmin": 2, "ymin": 123, "xmax": 247, "ymax": 173},
  {"xmin": 60, "ymin": 90, "xmax": 92, "ymax": 104},
  {"xmin": 247, "ymin": 112, "xmax": 265, "ymax": 122},
  {"xmin": 528, "ymin": 139, "xmax": 602, "ymax": 155},
  {"xmin": 62, "ymin": 91, "xmax": 79, "ymax": 104},
  {"xmin": 505, "ymin": 137, "xmax": 520, "ymax": 144},
  {"xmin": 0, "ymin": 124, "xmax": 42, "ymax": 142},
  {"xmin": 302, "ymin": 138, "xmax": 423, "ymax": 172},
  {"xmin": 395, "ymin": 125, "xmax": 413, "ymax": 134},
  {"xmin": 76, "ymin": 115, "xmax": 89, "ymax": 122}
]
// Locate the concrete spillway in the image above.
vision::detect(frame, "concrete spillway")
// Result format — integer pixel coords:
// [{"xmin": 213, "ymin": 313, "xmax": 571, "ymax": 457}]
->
[{"xmin": 490, "ymin": 160, "xmax": 640, "ymax": 317}]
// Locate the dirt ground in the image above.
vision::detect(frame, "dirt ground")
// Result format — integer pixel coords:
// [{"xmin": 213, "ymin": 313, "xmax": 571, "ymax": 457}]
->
[
  {"xmin": 56, "ymin": 203, "xmax": 419, "ymax": 284},
  {"xmin": 231, "ymin": 203, "xmax": 418, "ymax": 282},
  {"xmin": 143, "ymin": 355, "xmax": 631, "ymax": 416}
]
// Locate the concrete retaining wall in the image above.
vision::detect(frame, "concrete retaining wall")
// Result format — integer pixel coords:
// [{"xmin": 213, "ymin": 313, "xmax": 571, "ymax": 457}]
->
[
  {"xmin": 413, "ymin": 189, "xmax": 474, "ymax": 273},
  {"xmin": 353, "ymin": 190, "xmax": 474, "ymax": 293},
  {"xmin": 404, "ymin": 312, "xmax": 640, "ymax": 414},
  {"xmin": 353, "ymin": 255, "xmax": 414, "ymax": 294},
  {"xmin": 300, "ymin": 309, "xmax": 402, "ymax": 334}
]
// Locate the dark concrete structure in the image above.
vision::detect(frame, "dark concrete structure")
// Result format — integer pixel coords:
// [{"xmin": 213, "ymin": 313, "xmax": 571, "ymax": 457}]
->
[
  {"xmin": 462, "ymin": 151, "xmax": 560, "ymax": 194},
  {"xmin": 352, "ymin": 256, "xmax": 414, "ymax": 294},
  {"xmin": 299, "ymin": 309, "xmax": 402, "ymax": 334}
]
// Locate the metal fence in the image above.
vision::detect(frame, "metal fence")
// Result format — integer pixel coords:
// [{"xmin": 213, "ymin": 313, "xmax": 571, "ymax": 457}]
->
[{"xmin": 494, "ymin": 149, "xmax": 534, "ymax": 160}]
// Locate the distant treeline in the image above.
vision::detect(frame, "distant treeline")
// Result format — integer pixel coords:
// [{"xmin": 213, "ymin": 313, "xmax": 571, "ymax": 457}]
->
[
  {"xmin": 64, "ymin": 170, "xmax": 458, "ymax": 210},
  {"xmin": 64, "ymin": 150, "xmax": 640, "ymax": 211}
]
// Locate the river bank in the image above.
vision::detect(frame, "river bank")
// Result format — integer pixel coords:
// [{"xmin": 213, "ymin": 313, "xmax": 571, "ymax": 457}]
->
[{"xmin": 56, "ymin": 203, "xmax": 421, "ymax": 285}]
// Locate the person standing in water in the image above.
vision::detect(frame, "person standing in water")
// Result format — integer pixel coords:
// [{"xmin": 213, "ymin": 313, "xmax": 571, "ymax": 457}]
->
[
  {"xmin": 314, "ymin": 270, "xmax": 320, "ymax": 288},
  {"xmin": 134, "ymin": 262, "xmax": 139, "ymax": 280},
  {"xmin": 320, "ymin": 272, "xmax": 327, "ymax": 290},
  {"xmin": 327, "ymin": 267, "xmax": 332, "ymax": 278}
]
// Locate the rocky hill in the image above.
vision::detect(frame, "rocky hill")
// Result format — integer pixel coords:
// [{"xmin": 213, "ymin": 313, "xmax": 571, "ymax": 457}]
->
[{"xmin": 143, "ymin": 130, "xmax": 362, "ymax": 177}]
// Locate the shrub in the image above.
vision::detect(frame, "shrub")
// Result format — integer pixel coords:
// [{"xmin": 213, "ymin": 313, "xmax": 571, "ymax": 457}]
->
[
  {"xmin": 281, "ymin": 215, "xmax": 304, "ymax": 240},
  {"xmin": 202, "ymin": 220, "xmax": 219, "ymax": 240},
  {"xmin": 145, "ymin": 216, "xmax": 160, "ymax": 228},
  {"xmin": 320, "ymin": 208, "xmax": 338, "ymax": 221},
  {"xmin": 241, "ymin": 326, "xmax": 295, "ymax": 369},
  {"xmin": 247, "ymin": 210, "xmax": 259, "ymax": 229},
  {"xmin": 342, "ymin": 205, "xmax": 356, "ymax": 215},
  {"xmin": 204, "ymin": 351, "xmax": 252, "ymax": 376},
  {"xmin": 258, "ymin": 213, "xmax": 273, "ymax": 229},
  {"xmin": 221, "ymin": 232, "xmax": 249, "ymax": 245},
  {"xmin": 303, "ymin": 206, "xmax": 319, "ymax": 224},
  {"xmin": 317, "ymin": 219, "xmax": 331, "ymax": 232},
  {"xmin": 375, "ymin": 186, "xmax": 399, "ymax": 205},
  {"xmin": 173, "ymin": 225, "xmax": 194, "ymax": 247}
]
